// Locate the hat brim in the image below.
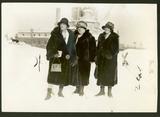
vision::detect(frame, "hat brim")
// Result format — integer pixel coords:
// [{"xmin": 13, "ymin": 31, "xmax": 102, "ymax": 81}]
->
[
  {"xmin": 102, "ymin": 25, "xmax": 110, "ymax": 30},
  {"xmin": 76, "ymin": 26, "xmax": 87, "ymax": 30},
  {"xmin": 58, "ymin": 22, "xmax": 69, "ymax": 27}
]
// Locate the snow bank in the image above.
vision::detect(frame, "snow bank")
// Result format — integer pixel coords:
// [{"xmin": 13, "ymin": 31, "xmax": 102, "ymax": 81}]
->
[{"xmin": 2, "ymin": 40, "xmax": 157, "ymax": 112}]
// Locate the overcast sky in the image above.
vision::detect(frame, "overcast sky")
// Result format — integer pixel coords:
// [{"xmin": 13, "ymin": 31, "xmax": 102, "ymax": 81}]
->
[{"xmin": 2, "ymin": 3, "xmax": 157, "ymax": 48}]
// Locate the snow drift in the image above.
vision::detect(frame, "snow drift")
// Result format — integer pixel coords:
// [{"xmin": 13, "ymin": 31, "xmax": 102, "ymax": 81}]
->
[{"xmin": 2, "ymin": 40, "xmax": 157, "ymax": 112}]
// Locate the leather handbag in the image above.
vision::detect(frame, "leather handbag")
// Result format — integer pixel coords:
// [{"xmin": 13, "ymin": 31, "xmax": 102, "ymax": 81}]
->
[{"xmin": 50, "ymin": 58, "xmax": 61, "ymax": 72}]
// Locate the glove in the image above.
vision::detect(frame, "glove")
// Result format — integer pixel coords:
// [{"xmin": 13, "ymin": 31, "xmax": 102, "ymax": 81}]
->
[
  {"xmin": 94, "ymin": 56, "xmax": 98, "ymax": 65},
  {"xmin": 54, "ymin": 54, "xmax": 59, "ymax": 58},
  {"xmin": 104, "ymin": 50, "xmax": 112, "ymax": 59},
  {"xmin": 71, "ymin": 57, "xmax": 78, "ymax": 67},
  {"xmin": 105, "ymin": 54, "xmax": 112, "ymax": 59}
]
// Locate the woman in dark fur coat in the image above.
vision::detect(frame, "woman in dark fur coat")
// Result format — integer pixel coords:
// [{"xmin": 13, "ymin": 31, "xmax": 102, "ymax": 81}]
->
[
  {"xmin": 95, "ymin": 22, "xmax": 119, "ymax": 97},
  {"xmin": 73, "ymin": 21, "xmax": 96, "ymax": 96},
  {"xmin": 45, "ymin": 18, "xmax": 77, "ymax": 100}
]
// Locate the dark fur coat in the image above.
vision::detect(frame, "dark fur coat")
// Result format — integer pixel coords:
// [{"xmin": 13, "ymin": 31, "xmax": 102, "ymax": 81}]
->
[
  {"xmin": 96, "ymin": 32, "xmax": 119, "ymax": 86},
  {"xmin": 46, "ymin": 27, "xmax": 77, "ymax": 86},
  {"xmin": 74, "ymin": 30, "xmax": 96, "ymax": 86}
]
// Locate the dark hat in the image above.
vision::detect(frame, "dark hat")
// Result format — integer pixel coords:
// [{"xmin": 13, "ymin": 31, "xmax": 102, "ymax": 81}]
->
[
  {"xmin": 76, "ymin": 21, "xmax": 87, "ymax": 29},
  {"xmin": 58, "ymin": 18, "xmax": 69, "ymax": 27},
  {"xmin": 102, "ymin": 22, "xmax": 114, "ymax": 30}
]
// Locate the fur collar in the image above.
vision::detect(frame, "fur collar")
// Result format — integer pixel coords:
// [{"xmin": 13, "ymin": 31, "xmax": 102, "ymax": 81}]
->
[
  {"xmin": 101, "ymin": 32, "xmax": 119, "ymax": 39},
  {"xmin": 51, "ymin": 27, "xmax": 72, "ymax": 36},
  {"xmin": 74, "ymin": 30, "xmax": 93, "ymax": 39}
]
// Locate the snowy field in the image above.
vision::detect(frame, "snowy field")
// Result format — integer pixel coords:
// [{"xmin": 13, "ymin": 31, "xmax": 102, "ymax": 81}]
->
[{"xmin": 2, "ymin": 40, "xmax": 157, "ymax": 112}]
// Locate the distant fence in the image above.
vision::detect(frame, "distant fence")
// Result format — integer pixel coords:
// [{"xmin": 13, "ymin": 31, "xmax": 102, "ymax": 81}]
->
[
  {"xmin": 17, "ymin": 37, "xmax": 49, "ymax": 49},
  {"xmin": 15, "ymin": 37, "xmax": 144, "ymax": 50}
]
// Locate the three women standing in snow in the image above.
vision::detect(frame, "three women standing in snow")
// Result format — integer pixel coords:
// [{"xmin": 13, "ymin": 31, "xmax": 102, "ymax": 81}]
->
[{"xmin": 45, "ymin": 18, "xmax": 119, "ymax": 99}]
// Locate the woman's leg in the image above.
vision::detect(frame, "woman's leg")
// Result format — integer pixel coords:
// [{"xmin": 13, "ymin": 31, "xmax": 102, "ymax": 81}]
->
[
  {"xmin": 108, "ymin": 86, "xmax": 113, "ymax": 97},
  {"xmin": 95, "ymin": 85, "xmax": 105, "ymax": 96},
  {"xmin": 45, "ymin": 84, "xmax": 54, "ymax": 100},
  {"xmin": 79, "ymin": 85, "xmax": 84, "ymax": 96},
  {"xmin": 73, "ymin": 86, "xmax": 80, "ymax": 94},
  {"xmin": 58, "ymin": 85, "xmax": 64, "ymax": 97}
]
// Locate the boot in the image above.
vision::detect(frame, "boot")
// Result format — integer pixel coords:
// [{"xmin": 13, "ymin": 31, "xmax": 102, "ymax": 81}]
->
[
  {"xmin": 58, "ymin": 85, "xmax": 64, "ymax": 97},
  {"xmin": 73, "ymin": 86, "xmax": 80, "ymax": 94},
  {"xmin": 108, "ymin": 86, "xmax": 113, "ymax": 98},
  {"xmin": 95, "ymin": 86, "xmax": 105, "ymax": 96},
  {"xmin": 45, "ymin": 88, "xmax": 54, "ymax": 100},
  {"xmin": 79, "ymin": 86, "xmax": 84, "ymax": 96}
]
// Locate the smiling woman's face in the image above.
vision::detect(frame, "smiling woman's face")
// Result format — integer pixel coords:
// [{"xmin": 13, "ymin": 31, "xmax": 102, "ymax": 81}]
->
[
  {"xmin": 104, "ymin": 27, "xmax": 111, "ymax": 34},
  {"xmin": 60, "ymin": 23, "xmax": 67, "ymax": 31},
  {"xmin": 78, "ymin": 27, "xmax": 85, "ymax": 35}
]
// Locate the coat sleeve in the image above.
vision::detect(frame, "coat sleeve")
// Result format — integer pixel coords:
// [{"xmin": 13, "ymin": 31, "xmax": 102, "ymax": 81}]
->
[
  {"xmin": 89, "ymin": 35, "xmax": 96, "ymax": 62},
  {"xmin": 96, "ymin": 34, "xmax": 102, "ymax": 55},
  {"xmin": 110, "ymin": 36, "xmax": 119, "ymax": 56},
  {"xmin": 95, "ymin": 34, "xmax": 103, "ymax": 64},
  {"xmin": 98, "ymin": 34, "xmax": 113, "ymax": 59},
  {"xmin": 71, "ymin": 36, "xmax": 77, "ymax": 63},
  {"xmin": 46, "ymin": 32, "xmax": 58, "ymax": 61}
]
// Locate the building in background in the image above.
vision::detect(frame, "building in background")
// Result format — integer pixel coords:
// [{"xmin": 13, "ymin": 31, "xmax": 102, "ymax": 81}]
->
[
  {"xmin": 15, "ymin": 29, "xmax": 50, "ymax": 48},
  {"xmin": 55, "ymin": 7, "xmax": 101, "ymax": 38},
  {"xmin": 13, "ymin": 7, "xmax": 144, "ymax": 49}
]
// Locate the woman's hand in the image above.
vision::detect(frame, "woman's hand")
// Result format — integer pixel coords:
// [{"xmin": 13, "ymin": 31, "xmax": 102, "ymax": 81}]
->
[
  {"xmin": 94, "ymin": 56, "xmax": 97, "ymax": 62},
  {"xmin": 105, "ymin": 54, "xmax": 112, "ymax": 59},
  {"xmin": 54, "ymin": 54, "xmax": 59, "ymax": 58},
  {"xmin": 71, "ymin": 59, "xmax": 78, "ymax": 67},
  {"xmin": 102, "ymin": 50, "xmax": 112, "ymax": 59}
]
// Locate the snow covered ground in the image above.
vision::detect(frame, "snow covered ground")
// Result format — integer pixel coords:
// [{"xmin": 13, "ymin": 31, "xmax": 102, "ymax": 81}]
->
[{"xmin": 2, "ymin": 40, "xmax": 157, "ymax": 112}]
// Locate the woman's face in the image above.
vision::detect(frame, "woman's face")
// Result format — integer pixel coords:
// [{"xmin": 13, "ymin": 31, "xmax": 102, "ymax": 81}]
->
[
  {"xmin": 104, "ymin": 27, "xmax": 111, "ymax": 34},
  {"xmin": 60, "ymin": 23, "xmax": 67, "ymax": 31},
  {"xmin": 77, "ymin": 27, "xmax": 85, "ymax": 35}
]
